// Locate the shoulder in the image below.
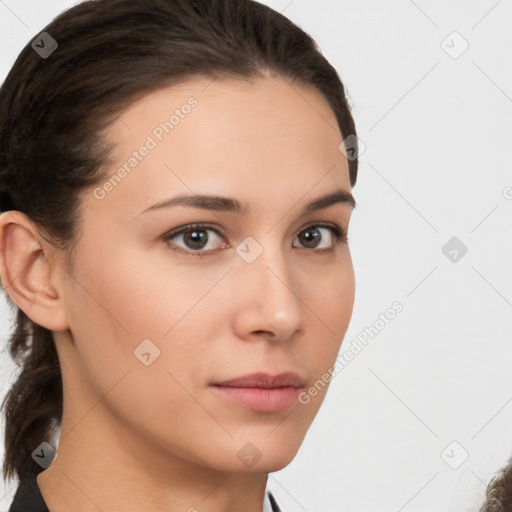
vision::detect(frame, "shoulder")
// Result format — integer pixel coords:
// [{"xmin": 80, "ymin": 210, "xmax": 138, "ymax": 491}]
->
[{"xmin": 7, "ymin": 472, "xmax": 50, "ymax": 512}]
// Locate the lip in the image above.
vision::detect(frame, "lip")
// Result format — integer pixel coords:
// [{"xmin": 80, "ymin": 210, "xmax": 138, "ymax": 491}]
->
[{"xmin": 210, "ymin": 372, "xmax": 305, "ymax": 412}]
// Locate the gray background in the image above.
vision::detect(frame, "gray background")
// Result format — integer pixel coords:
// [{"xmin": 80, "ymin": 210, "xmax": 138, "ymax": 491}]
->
[{"xmin": 1, "ymin": 1, "xmax": 511, "ymax": 510}]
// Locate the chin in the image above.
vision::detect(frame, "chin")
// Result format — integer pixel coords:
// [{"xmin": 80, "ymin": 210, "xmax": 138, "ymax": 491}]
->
[
  {"xmin": 193, "ymin": 434, "xmax": 304, "ymax": 474},
  {"xmin": 256, "ymin": 452, "xmax": 298, "ymax": 473},
  {"xmin": 237, "ymin": 437, "xmax": 303, "ymax": 473},
  {"xmin": 216, "ymin": 450, "xmax": 299, "ymax": 474}
]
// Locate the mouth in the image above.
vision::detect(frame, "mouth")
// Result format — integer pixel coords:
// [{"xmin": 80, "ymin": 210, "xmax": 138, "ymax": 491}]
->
[{"xmin": 210, "ymin": 372, "xmax": 305, "ymax": 413}]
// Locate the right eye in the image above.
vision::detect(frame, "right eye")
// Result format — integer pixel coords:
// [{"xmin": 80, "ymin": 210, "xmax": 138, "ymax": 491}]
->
[{"xmin": 162, "ymin": 223, "xmax": 228, "ymax": 258}]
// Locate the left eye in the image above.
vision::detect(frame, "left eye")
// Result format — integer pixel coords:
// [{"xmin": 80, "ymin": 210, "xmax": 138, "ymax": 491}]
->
[{"xmin": 162, "ymin": 223, "xmax": 347, "ymax": 257}]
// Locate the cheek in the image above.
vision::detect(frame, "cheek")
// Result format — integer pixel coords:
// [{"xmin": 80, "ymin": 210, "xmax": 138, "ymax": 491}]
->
[
  {"xmin": 306, "ymin": 251, "xmax": 355, "ymax": 335},
  {"xmin": 297, "ymin": 253, "xmax": 355, "ymax": 401},
  {"xmin": 63, "ymin": 248, "xmax": 212, "ymax": 447},
  {"xmin": 65, "ymin": 241, "xmax": 216, "ymax": 387}
]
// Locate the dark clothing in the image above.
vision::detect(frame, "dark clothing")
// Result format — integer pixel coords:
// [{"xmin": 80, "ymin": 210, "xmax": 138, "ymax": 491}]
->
[
  {"xmin": 8, "ymin": 473, "xmax": 283, "ymax": 512},
  {"xmin": 8, "ymin": 473, "xmax": 49, "ymax": 512}
]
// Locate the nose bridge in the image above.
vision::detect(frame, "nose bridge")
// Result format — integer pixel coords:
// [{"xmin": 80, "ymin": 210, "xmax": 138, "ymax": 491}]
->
[{"xmin": 235, "ymin": 234, "xmax": 304, "ymax": 333}]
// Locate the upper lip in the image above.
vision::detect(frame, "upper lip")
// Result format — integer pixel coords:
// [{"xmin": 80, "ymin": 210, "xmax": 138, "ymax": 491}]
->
[{"xmin": 212, "ymin": 372, "xmax": 305, "ymax": 389}]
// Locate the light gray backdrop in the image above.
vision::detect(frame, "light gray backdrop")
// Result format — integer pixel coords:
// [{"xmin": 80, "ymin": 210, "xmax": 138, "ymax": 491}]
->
[{"xmin": 1, "ymin": 1, "xmax": 511, "ymax": 511}]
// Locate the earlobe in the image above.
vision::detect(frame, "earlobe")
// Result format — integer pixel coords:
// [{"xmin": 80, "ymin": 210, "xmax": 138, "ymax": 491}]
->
[{"xmin": 0, "ymin": 210, "xmax": 70, "ymax": 332}]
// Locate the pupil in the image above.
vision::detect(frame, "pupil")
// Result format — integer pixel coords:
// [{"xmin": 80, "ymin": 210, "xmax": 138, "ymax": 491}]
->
[
  {"xmin": 186, "ymin": 230, "xmax": 207, "ymax": 249},
  {"xmin": 302, "ymin": 228, "xmax": 319, "ymax": 248}
]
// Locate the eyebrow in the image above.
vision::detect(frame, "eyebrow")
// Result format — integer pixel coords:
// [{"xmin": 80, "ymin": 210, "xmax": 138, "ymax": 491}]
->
[{"xmin": 138, "ymin": 188, "xmax": 356, "ymax": 217}]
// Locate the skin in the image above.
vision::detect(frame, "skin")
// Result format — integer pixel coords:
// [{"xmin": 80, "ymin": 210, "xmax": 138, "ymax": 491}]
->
[{"xmin": 0, "ymin": 75, "xmax": 356, "ymax": 512}]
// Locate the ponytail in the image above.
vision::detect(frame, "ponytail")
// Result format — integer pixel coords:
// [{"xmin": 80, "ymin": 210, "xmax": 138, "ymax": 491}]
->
[{"xmin": 1, "ymin": 309, "xmax": 62, "ymax": 481}]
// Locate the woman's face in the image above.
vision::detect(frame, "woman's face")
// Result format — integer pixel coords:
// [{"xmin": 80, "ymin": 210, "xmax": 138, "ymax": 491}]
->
[{"xmin": 55, "ymin": 75, "xmax": 356, "ymax": 473}]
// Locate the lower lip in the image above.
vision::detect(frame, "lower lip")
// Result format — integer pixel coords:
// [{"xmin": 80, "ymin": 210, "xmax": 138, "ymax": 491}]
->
[{"xmin": 211, "ymin": 385, "xmax": 302, "ymax": 412}]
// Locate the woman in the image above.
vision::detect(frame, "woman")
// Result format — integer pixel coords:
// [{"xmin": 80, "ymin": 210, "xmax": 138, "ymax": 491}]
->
[{"xmin": 0, "ymin": 0, "xmax": 359, "ymax": 510}]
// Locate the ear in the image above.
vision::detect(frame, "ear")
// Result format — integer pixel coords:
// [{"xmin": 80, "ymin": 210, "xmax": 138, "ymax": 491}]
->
[{"xmin": 0, "ymin": 210, "xmax": 70, "ymax": 331}]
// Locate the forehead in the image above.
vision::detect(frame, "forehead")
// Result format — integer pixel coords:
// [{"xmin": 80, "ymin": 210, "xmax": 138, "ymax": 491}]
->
[{"xmin": 87, "ymin": 76, "xmax": 350, "ymax": 218}]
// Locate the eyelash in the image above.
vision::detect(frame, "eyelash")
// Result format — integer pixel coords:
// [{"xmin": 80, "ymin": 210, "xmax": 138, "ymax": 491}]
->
[{"xmin": 161, "ymin": 222, "xmax": 348, "ymax": 258}]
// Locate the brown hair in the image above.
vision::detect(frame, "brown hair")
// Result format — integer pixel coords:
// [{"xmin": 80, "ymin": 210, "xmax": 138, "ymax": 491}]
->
[
  {"xmin": 0, "ymin": 0, "xmax": 359, "ymax": 482},
  {"xmin": 479, "ymin": 458, "xmax": 512, "ymax": 511}
]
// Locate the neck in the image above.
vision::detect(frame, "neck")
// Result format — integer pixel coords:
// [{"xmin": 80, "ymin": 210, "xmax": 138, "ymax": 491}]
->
[{"xmin": 37, "ymin": 403, "xmax": 269, "ymax": 512}]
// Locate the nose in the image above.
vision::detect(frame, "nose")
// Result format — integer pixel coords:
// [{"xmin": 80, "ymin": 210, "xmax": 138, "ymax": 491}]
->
[{"xmin": 230, "ymin": 239, "xmax": 306, "ymax": 342}]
